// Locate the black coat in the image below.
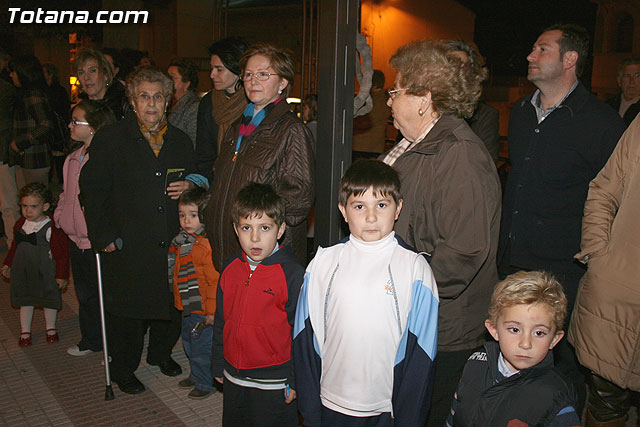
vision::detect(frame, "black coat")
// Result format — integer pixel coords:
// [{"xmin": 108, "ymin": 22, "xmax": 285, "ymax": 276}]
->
[
  {"xmin": 80, "ymin": 117, "xmax": 196, "ymax": 319},
  {"xmin": 451, "ymin": 341, "xmax": 577, "ymax": 426},
  {"xmin": 499, "ymin": 82, "xmax": 625, "ymax": 288},
  {"xmin": 606, "ymin": 93, "xmax": 640, "ymax": 128}
]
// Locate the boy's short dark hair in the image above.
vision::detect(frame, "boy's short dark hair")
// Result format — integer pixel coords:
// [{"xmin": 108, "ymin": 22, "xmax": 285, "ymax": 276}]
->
[
  {"xmin": 488, "ymin": 270, "xmax": 567, "ymax": 332},
  {"xmin": 231, "ymin": 182, "xmax": 285, "ymax": 225},
  {"xmin": 339, "ymin": 159, "xmax": 402, "ymax": 206},
  {"xmin": 178, "ymin": 186, "xmax": 208, "ymax": 221}
]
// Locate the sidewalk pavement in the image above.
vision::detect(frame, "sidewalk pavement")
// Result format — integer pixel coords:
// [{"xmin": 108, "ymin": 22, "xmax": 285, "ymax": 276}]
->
[{"xmin": 0, "ymin": 245, "xmax": 223, "ymax": 426}]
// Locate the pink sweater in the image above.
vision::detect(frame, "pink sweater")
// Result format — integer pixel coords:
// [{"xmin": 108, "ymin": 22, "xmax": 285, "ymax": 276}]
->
[{"xmin": 54, "ymin": 147, "xmax": 91, "ymax": 249}]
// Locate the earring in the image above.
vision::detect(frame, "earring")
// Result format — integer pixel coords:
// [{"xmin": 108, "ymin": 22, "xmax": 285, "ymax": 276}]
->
[
  {"xmin": 278, "ymin": 89, "xmax": 282, "ymax": 95},
  {"xmin": 418, "ymin": 109, "xmax": 424, "ymax": 116}
]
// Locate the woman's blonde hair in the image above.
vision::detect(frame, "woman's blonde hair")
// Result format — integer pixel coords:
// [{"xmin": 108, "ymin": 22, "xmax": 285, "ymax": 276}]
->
[
  {"xmin": 488, "ymin": 270, "xmax": 567, "ymax": 332},
  {"xmin": 389, "ymin": 40, "xmax": 483, "ymax": 118},
  {"xmin": 73, "ymin": 48, "xmax": 114, "ymax": 88}
]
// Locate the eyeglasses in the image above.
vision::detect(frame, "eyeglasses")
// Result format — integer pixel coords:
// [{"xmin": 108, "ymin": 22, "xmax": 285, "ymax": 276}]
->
[
  {"xmin": 242, "ymin": 72, "xmax": 278, "ymax": 81},
  {"xmin": 387, "ymin": 88, "xmax": 406, "ymax": 99},
  {"xmin": 136, "ymin": 93, "xmax": 166, "ymax": 103},
  {"xmin": 70, "ymin": 119, "xmax": 90, "ymax": 126}
]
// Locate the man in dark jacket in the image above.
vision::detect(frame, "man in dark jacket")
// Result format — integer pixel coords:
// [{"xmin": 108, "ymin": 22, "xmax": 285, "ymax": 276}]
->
[
  {"xmin": 498, "ymin": 24, "xmax": 626, "ymax": 413},
  {"xmin": 606, "ymin": 58, "xmax": 640, "ymax": 128}
]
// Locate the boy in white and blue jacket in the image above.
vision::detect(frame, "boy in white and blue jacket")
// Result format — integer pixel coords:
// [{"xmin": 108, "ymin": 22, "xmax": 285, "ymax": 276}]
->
[{"xmin": 294, "ymin": 160, "xmax": 439, "ymax": 426}]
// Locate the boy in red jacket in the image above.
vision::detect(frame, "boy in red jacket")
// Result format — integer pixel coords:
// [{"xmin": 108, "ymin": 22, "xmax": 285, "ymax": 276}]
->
[{"xmin": 212, "ymin": 182, "xmax": 303, "ymax": 426}]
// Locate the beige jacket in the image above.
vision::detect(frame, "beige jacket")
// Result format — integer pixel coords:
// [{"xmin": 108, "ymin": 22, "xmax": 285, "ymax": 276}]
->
[{"xmin": 568, "ymin": 115, "xmax": 640, "ymax": 391}]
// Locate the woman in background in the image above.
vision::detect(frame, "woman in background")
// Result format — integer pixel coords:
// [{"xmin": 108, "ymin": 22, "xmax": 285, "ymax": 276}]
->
[
  {"xmin": 9, "ymin": 55, "xmax": 53, "ymax": 187},
  {"xmin": 168, "ymin": 59, "xmax": 200, "ymax": 147},
  {"xmin": 195, "ymin": 37, "xmax": 249, "ymax": 182}
]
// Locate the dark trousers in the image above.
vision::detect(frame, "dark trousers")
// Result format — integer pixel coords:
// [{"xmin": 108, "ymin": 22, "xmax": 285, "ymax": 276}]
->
[
  {"xmin": 222, "ymin": 380, "xmax": 298, "ymax": 427},
  {"xmin": 498, "ymin": 262, "xmax": 588, "ymax": 416},
  {"xmin": 587, "ymin": 373, "xmax": 632, "ymax": 422},
  {"xmin": 69, "ymin": 242, "xmax": 101, "ymax": 351},
  {"xmin": 320, "ymin": 406, "xmax": 393, "ymax": 426},
  {"xmin": 107, "ymin": 307, "xmax": 181, "ymax": 382},
  {"xmin": 425, "ymin": 347, "xmax": 480, "ymax": 427}
]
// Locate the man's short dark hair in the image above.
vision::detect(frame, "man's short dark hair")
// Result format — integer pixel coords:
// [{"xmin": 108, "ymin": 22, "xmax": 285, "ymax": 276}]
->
[
  {"xmin": 178, "ymin": 186, "xmax": 208, "ymax": 221},
  {"xmin": 339, "ymin": 160, "xmax": 402, "ymax": 206},
  {"xmin": 543, "ymin": 23, "xmax": 590, "ymax": 77},
  {"xmin": 231, "ymin": 182, "xmax": 285, "ymax": 226}
]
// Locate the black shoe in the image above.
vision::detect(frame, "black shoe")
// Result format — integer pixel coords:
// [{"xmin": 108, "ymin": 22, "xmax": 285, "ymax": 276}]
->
[
  {"xmin": 147, "ymin": 357, "xmax": 182, "ymax": 377},
  {"xmin": 178, "ymin": 377, "xmax": 195, "ymax": 389},
  {"xmin": 114, "ymin": 376, "xmax": 146, "ymax": 394}
]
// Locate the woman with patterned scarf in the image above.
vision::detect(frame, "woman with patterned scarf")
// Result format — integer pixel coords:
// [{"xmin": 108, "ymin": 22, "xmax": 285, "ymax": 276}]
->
[
  {"xmin": 204, "ymin": 43, "xmax": 315, "ymax": 271},
  {"xmin": 195, "ymin": 37, "xmax": 249, "ymax": 183},
  {"xmin": 80, "ymin": 67, "xmax": 205, "ymax": 395}
]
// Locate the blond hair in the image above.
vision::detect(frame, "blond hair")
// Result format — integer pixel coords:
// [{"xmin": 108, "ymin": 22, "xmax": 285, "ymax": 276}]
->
[{"xmin": 488, "ymin": 271, "xmax": 567, "ymax": 332}]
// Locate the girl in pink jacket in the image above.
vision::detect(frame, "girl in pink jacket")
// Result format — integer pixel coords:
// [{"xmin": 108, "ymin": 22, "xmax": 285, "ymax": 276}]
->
[{"xmin": 54, "ymin": 100, "xmax": 115, "ymax": 356}]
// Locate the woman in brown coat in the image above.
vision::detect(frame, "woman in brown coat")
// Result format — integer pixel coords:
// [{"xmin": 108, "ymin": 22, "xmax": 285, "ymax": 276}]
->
[
  {"xmin": 569, "ymin": 116, "xmax": 640, "ymax": 426},
  {"xmin": 204, "ymin": 43, "xmax": 314, "ymax": 271}
]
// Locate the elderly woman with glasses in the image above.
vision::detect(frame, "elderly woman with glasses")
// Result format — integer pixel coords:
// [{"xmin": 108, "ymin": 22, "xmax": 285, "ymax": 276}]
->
[
  {"xmin": 80, "ymin": 67, "xmax": 201, "ymax": 395},
  {"xmin": 380, "ymin": 40, "xmax": 501, "ymax": 426},
  {"xmin": 204, "ymin": 43, "xmax": 315, "ymax": 272}
]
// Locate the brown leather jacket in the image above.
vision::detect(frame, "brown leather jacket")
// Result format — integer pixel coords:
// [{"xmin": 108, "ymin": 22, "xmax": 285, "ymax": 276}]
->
[{"xmin": 204, "ymin": 100, "xmax": 315, "ymax": 271}]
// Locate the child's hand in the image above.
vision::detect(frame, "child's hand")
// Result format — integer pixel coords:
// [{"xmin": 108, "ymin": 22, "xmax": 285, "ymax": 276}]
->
[
  {"xmin": 205, "ymin": 315, "xmax": 214, "ymax": 325},
  {"xmin": 56, "ymin": 279, "xmax": 67, "ymax": 289},
  {"xmin": 1, "ymin": 265, "xmax": 10, "ymax": 279},
  {"xmin": 284, "ymin": 388, "xmax": 296, "ymax": 404},
  {"xmin": 214, "ymin": 377, "xmax": 223, "ymax": 384}
]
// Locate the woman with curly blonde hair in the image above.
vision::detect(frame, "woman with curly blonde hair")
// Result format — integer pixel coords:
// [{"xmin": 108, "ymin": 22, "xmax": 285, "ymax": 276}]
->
[{"xmin": 381, "ymin": 39, "xmax": 501, "ymax": 426}]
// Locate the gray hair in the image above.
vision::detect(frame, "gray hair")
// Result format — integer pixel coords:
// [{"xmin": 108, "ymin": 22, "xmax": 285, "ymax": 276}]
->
[{"xmin": 618, "ymin": 58, "xmax": 640, "ymax": 77}]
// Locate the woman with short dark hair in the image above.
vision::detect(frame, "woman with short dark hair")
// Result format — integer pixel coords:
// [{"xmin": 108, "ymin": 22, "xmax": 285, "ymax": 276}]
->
[{"xmin": 195, "ymin": 36, "xmax": 250, "ymax": 181}]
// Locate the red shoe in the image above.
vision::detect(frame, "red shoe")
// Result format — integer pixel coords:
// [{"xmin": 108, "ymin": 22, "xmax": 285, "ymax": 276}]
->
[
  {"xmin": 45, "ymin": 329, "xmax": 59, "ymax": 343},
  {"xmin": 19, "ymin": 332, "xmax": 32, "ymax": 347}
]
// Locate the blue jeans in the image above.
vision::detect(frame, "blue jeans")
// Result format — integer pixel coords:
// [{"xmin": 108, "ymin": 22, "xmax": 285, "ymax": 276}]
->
[{"xmin": 181, "ymin": 313, "xmax": 214, "ymax": 391}]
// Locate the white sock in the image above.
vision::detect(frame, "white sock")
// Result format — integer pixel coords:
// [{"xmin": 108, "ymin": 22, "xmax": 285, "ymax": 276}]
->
[
  {"xmin": 44, "ymin": 308, "xmax": 58, "ymax": 333},
  {"xmin": 20, "ymin": 306, "xmax": 34, "ymax": 334}
]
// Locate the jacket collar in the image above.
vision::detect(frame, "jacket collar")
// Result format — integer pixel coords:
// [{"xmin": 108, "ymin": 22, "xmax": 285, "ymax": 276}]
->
[
  {"xmin": 238, "ymin": 244, "xmax": 294, "ymax": 267},
  {"xmin": 253, "ymin": 98, "xmax": 291, "ymax": 128},
  {"xmin": 405, "ymin": 113, "xmax": 467, "ymax": 155},
  {"xmin": 484, "ymin": 340, "xmax": 555, "ymax": 381},
  {"xmin": 520, "ymin": 80, "xmax": 589, "ymax": 120}
]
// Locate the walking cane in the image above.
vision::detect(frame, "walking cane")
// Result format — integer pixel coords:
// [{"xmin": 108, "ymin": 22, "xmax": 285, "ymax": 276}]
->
[{"xmin": 96, "ymin": 251, "xmax": 115, "ymax": 401}]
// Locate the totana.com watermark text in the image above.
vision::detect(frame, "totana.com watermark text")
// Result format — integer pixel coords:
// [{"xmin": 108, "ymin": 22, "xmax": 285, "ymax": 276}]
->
[{"xmin": 8, "ymin": 7, "xmax": 148, "ymax": 24}]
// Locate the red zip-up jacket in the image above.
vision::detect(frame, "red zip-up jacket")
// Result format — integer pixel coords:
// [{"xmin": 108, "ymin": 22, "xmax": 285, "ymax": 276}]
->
[{"xmin": 212, "ymin": 245, "xmax": 304, "ymax": 387}]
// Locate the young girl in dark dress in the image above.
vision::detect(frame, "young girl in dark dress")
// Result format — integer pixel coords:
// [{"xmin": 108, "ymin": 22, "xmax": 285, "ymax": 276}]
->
[{"xmin": 2, "ymin": 183, "xmax": 69, "ymax": 347}]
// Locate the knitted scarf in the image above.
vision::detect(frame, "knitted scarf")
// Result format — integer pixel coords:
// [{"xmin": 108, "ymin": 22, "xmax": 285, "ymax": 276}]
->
[
  {"xmin": 138, "ymin": 118, "xmax": 168, "ymax": 157},
  {"xmin": 168, "ymin": 226, "xmax": 205, "ymax": 315},
  {"xmin": 234, "ymin": 98, "xmax": 281, "ymax": 161},
  {"xmin": 211, "ymin": 89, "xmax": 247, "ymax": 154}
]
